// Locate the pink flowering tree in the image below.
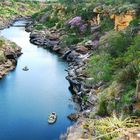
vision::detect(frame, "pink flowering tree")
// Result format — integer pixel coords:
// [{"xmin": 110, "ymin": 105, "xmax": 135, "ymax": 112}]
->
[{"xmin": 66, "ymin": 16, "xmax": 90, "ymax": 35}]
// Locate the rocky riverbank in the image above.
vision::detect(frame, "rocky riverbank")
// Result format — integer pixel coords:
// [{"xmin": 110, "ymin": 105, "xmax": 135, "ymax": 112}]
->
[
  {"xmin": 0, "ymin": 14, "xmax": 30, "ymax": 79},
  {"xmin": 25, "ymin": 20, "xmax": 103, "ymax": 139},
  {"xmin": 25, "ymin": 16, "xmax": 140, "ymax": 139},
  {"xmin": 0, "ymin": 15, "xmax": 26, "ymax": 30},
  {"xmin": 0, "ymin": 37, "xmax": 22, "ymax": 79},
  {"xmin": 0, "ymin": 16, "xmax": 30, "ymax": 79},
  {"xmin": 26, "ymin": 23, "xmax": 98, "ymax": 106}
]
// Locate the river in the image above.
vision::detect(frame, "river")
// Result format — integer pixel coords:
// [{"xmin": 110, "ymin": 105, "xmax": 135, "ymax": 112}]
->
[{"xmin": 0, "ymin": 20, "xmax": 75, "ymax": 140}]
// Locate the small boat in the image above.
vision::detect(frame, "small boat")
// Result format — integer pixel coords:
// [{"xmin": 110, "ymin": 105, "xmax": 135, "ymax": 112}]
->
[
  {"xmin": 48, "ymin": 112, "xmax": 57, "ymax": 124},
  {"xmin": 22, "ymin": 66, "xmax": 29, "ymax": 71}
]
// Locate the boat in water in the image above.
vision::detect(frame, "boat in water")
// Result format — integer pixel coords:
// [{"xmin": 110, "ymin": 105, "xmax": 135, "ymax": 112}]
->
[
  {"xmin": 22, "ymin": 66, "xmax": 29, "ymax": 71},
  {"xmin": 48, "ymin": 112, "xmax": 57, "ymax": 124}
]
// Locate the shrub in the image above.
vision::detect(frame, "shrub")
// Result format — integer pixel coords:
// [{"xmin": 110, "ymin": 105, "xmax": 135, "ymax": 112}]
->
[
  {"xmin": 116, "ymin": 63, "xmax": 139, "ymax": 84},
  {"xmin": 45, "ymin": 16, "xmax": 59, "ymax": 28},
  {"xmin": 0, "ymin": 38, "xmax": 5, "ymax": 47},
  {"xmin": 35, "ymin": 24, "xmax": 44, "ymax": 30},
  {"xmin": 97, "ymin": 98, "xmax": 108, "ymax": 116},
  {"xmin": 86, "ymin": 52, "xmax": 113, "ymax": 82},
  {"xmin": 94, "ymin": 114, "xmax": 140, "ymax": 140},
  {"xmin": 61, "ymin": 34, "xmax": 82, "ymax": 45},
  {"xmin": 117, "ymin": 87, "xmax": 135, "ymax": 114},
  {"xmin": 82, "ymin": 96, "xmax": 88, "ymax": 104},
  {"xmin": 100, "ymin": 16, "xmax": 114, "ymax": 32},
  {"xmin": 100, "ymin": 31, "xmax": 131, "ymax": 57},
  {"xmin": 11, "ymin": 43, "xmax": 17, "ymax": 49},
  {"xmin": 97, "ymin": 93, "xmax": 108, "ymax": 116},
  {"xmin": 0, "ymin": 51, "xmax": 5, "ymax": 63}
]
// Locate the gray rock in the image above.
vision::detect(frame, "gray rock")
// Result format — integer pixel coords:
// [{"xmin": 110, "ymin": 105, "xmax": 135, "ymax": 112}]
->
[
  {"xmin": 5, "ymin": 51, "xmax": 16, "ymax": 59},
  {"xmin": 39, "ymin": 13, "xmax": 49, "ymax": 23}
]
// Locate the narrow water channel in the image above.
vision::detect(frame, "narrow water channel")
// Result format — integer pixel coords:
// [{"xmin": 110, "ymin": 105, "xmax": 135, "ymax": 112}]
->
[{"xmin": 0, "ymin": 20, "xmax": 75, "ymax": 140}]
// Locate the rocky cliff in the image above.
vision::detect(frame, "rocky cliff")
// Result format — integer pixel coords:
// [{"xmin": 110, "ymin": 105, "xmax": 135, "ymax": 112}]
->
[{"xmin": 0, "ymin": 37, "xmax": 21, "ymax": 78}]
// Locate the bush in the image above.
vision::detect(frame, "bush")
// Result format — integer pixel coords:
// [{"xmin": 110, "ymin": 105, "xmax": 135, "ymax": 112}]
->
[
  {"xmin": 62, "ymin": 34, "xmax": 82, "ymax": 45},
  {"xmin": 125, "ymin": 36, "xmax": 140, "ymax": 62},
  {"xmin": 117, "ymin": 86, "xmax": 135, "ymax": 114},
  {"xmin": 45, "ymin": 16, "xmax": 59, "ymax": 28},
  {"xmin": 11, "ymin": 42, "xmax": 17, "ymax": 49},
  {"xmin": 116, "ymin": 63, "xmax": 139, "ymax": 84},
  {"xmin": 82, "ymin": 96, "xmax": 88, "ymax": 103},
  {"xmin": 0, "ymin": 38, "xmax": 5, "ymax": 47},
  {"xmin": 35, "ymin": 24, "xmax": 44, "ymax": 30},
  {"xmin": 94, "ymin": 114, "xmax": 140, "ymax": 140},
  {"xmin": 86, "ymin": 52, "xmax": 113, "ymax": 82},
  {"xmin": 0, "ymin": 51, "xmax": 5, "ymax": 63},
  {"xmin": 100, "ymin": 31, "xmax": 131, "ymax": 57},
  {"xmin": 115, "ymin": 35, "xmax": 140, "ymax": 84},
  {"xmin": 100, "ymin": 16, "xmax": 114, "ymax": 32},
  {"xmin": 97, "ymin": 93, "xmax": 108, "ymax": 116}
]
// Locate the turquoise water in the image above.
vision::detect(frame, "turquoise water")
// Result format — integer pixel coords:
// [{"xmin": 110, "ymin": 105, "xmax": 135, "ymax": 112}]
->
[{"xmin": 0, "ymin": 21, "xmax": 75, "ymax": 140}]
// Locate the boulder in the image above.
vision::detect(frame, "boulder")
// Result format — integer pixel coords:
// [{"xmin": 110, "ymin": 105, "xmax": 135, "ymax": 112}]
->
[
  {"xmin": 30, "ymin": 33, "xmax": 41, "ymax": 40},
  {"xmin": 67, "ymin": 77, "xmax": 81, "ymax": 93},
  {"xmin": 91, "ymin": 25, "xmax": 101, "ymax": 32},
  {"xmin": 66, "ymin": 51, "xmax": 80, "ymax": 62},
  {"xmin": 49, "ymin": 40, "xmax": 59, "ymax": 46},
  {"xmin": 75, "ymin": 46, "xmax": 88, "ymax": 54},
  {"xmin": 30, "ymin": 38, "xmax": 44, "ymax": 46},
  {"xmin": 52, "ymin": 45, "xmax": 61, "ymax": 52},
  {"xmin": 10, "ymin": 59, "xmax": 17, "ymax": 66},
  {"xmin": 67, "ymin": 113, "xmax": 79, "ymax": 121},
  {"xmin": 48, "ymin": 34, "xmax": 59, "ymax": 41},
  {"xmin": 25, "ymin": 23, "xmax": 34, "ymax": 32},
  {"xmin": 62, "ymin": 50, "xmax": 71, "ymax": 59},
  {"xmin": 4, "ymin": 51, "xmax": 16, "ymax": 59}
]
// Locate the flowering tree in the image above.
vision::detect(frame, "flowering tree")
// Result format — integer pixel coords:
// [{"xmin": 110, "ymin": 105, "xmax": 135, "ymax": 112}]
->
[{"xmin": 66, "ymin": 16, "xmax": 89, "ymax": 34}]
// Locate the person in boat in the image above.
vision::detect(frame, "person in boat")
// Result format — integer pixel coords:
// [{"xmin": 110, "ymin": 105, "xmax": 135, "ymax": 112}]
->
[
  {"xmin": 48, "ymin": 112, "xmax": 57, "ymax": 124},
  {"xmin": 22, "ymin": 66, "xmax": 29, "ymax": 71}
]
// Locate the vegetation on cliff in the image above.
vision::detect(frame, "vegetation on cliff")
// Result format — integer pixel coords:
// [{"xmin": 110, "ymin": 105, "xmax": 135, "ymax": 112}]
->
[
  {"xmin": 30, "ymin": 0, "xmax": 140, "ymax": 139},
  {"xmin": 0, "ymin": 1, "xmax": 45, "ymax": 28}
]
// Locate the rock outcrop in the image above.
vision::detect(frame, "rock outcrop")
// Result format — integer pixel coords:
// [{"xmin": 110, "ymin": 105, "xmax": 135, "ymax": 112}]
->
[
  {"xmin": 67, "ymin": 113, "xmax": 79, "ymax": 121},
  {"xmin": 0, "ymin": 38, "xmax": 21, "ymax": 78},
  {"xmin": 111, "ymin": 10, "xmax": 137, "ymax": 31}
]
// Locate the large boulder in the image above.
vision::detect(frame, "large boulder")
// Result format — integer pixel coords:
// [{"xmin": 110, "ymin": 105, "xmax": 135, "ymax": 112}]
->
[
  {"xmin": 52, "ymin": 45, "xmax": 61, "ymax": 52},
  {"xmin": 66, "ymin": 51, "xmax": 80, "ymax": 62},
  {"xmin": 4, "ymin": 51, "xmax": 16, "ymax": 60},
  {"xmin": 30, "ymin": 33, "xmax": 41, "ymax": 40},
  {"xmin": 67, "ymin": 113, "xmax": 79, "ymax": 121},
  {"xmin": 75, "ymin": 46, "xmax": 88, "ymax": 54},
  {"xmin": 25, "ymin": 23, "xmax": 34, "ymax": 32}
]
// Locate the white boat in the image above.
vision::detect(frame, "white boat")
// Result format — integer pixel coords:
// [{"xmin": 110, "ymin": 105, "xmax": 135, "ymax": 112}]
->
[
  {"xmin": 22, "ymin": 66, "xmax": 29, "ymax": 71},
  {"xmin": 48, "ymin": 112, "xmax": 57, "ymax": 124}
]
